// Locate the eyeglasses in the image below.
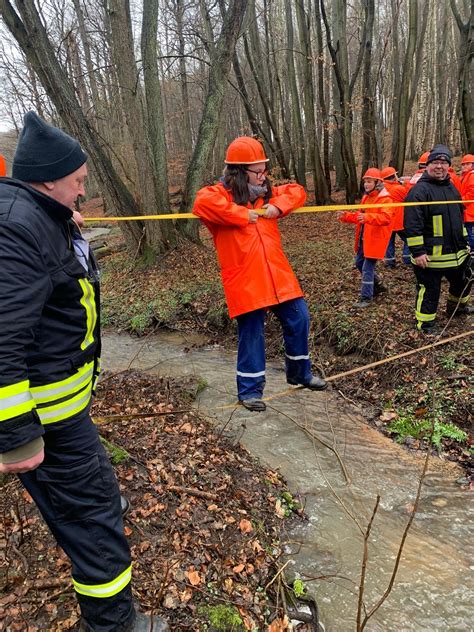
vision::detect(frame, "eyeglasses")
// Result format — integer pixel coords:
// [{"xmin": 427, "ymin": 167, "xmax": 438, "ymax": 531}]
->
[{"xmin": 246, "ymin": 167, "xmax": 268, "ymax": 177}]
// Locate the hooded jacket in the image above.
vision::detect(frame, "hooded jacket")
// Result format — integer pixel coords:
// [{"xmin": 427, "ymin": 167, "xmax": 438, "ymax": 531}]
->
[
  {"xmin": 339, "ymin": 187, "xmax": 394, "ymax": 259},
  {"xmin": 404, "ymin": 172, "xmax": 469, "ymax": 268},
  {"xmin": 0, "ymin": 178, "xmax": 100, "ymax": 461},
  {"xmin": 193, "ymin": 181, "xmax": 306, "ymax": 318}
]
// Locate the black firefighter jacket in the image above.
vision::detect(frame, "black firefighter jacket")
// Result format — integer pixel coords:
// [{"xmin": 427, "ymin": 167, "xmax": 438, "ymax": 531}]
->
[
  {"xmin": 404, "ymin": 172, "xmax": 469, "ymax": 269},
  {"xmin": 0, "ymin": 178, "xmax": 101, "ymax": 461}
]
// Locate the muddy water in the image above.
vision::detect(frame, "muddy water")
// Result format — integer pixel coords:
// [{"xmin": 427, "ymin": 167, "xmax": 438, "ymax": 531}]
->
[{"xmin": 102, "ymin": 331, "xmax": 473, "ymax": 631}]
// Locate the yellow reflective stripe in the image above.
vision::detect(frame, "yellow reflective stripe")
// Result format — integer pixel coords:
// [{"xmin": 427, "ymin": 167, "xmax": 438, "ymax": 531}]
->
[
  {"xmin": 37, "ymin": 382, "xmax": 92, "ymax": 425},
  {"xmin": 448, "ymin": 294, "xmax": 469, "ymax": 305},
  {"xmin": 407, "ymin": 235, "xmax": 424, "ymax": 246},
  {"xmin": 415, "ymin": 284, "xmax": 436, "ymax": 322},
  {"xmin": 463, "ymin": 226, "xmax": 468, "ymax": 236},
  {"xmin": 432, "ymin": 215, "xmax": 443, "ymax": 237},
  {"xmin": 0, "ymin": 380, "xmax": 35, "ymax": 422},
  {"xmin": 432, "ymin": 245, "xmax": 442, "ymax": 257},
  {"xmin": 31, "ymin": 362, "xmax": 94, "ymax": 404},
  {"xmin": 79, "ymin": 279, "xmax": 97, "ymax": 350},
  {"xmin": 73, "ymin": 565, "xmax": 132, "ymax": 598}
]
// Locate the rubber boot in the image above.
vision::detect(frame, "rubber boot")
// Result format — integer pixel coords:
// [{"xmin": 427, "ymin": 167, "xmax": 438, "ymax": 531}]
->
[{"xmin": 80, "ymin": 612, "xmax": 169, "ymax": 632}]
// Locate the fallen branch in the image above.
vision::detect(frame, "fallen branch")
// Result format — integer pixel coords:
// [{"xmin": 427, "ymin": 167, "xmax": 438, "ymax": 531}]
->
[
  {"xmin": 166, "ymin": 485, "xmax": 218, "ymax": 501},
  {"xmin": 93, "ymin": 410, "xmax": 190, "ymax": 425}
]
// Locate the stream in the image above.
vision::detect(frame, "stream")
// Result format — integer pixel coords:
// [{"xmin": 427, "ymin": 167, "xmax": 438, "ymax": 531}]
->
[{"xmin": 101, "ymin": 331, "xmax": 473, "ymax": 631}]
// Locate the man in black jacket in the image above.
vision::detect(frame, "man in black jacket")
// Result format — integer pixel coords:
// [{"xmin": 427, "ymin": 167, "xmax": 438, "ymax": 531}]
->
[
  {"xmin": 404, "ymin": 144, "xmax": 472, "ymax": 334},
  {"xmin": 0, "ymin": 112, "xmax": 167, "ymax": 632}
]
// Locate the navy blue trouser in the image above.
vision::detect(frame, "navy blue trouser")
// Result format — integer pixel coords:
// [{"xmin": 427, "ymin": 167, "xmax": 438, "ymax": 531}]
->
[
  {"xmin": 19, "ymin": 411, "xmax": 134, "ymax": 631},
  {"xmin": 355, "ymin": 242, "xmax": 380, "ymax": 301},
  {"xmin": 466, "ymin": 222, "xmax": 474, "ymax": 250},
  {"xmin": 236, "ymin": 297, "xmax": 313, "ymax": 400},
  {"xmin": 385, "ymin": 231, "xmax": 411, "ymax": 266}
]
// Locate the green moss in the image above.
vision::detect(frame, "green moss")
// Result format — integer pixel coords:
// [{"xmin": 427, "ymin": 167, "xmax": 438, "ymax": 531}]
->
[
  {"xmin": 100, "ymin": 436, "xmax": 130, "ymax": 464},
  {"xmin": 198, "ymin": 605, "xmax": 244, "ymax": 631}
]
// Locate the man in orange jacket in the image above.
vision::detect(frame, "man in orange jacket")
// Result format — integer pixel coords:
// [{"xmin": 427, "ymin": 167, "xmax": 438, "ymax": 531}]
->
[
  {"xmin": 339, "ymin": 168, "xmax": 394, "ymax": 308},
  {"xmin": 381, "ymin": 167, "xmax": 410, "ymax": 267},
  {"xmin": 193, "ymin": 137, "xmax": 326, "ymax": 412},
  {"xmin": 460, "ymin": 154, "xmax": 474, "ymax": 249}
]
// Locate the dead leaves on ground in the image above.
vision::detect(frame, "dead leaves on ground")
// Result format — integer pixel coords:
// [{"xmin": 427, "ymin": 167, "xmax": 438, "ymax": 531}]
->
[{"xmin": 1, "ymin": 370, "xmax": 304, "ymax": 631}]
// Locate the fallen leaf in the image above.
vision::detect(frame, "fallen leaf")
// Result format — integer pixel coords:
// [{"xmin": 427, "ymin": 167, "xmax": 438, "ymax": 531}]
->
[
  {"xmin": 186, "ymin": 570, "xmax": 201, "ymax": 586},
  {"xmin": 239, "ymin": 519, "xmax": 253, "ymax": 533}
]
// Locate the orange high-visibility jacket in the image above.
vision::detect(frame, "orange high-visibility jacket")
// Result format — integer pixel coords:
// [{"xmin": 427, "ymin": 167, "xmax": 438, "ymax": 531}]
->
[
  {"xmin": 193, "ymin": 182, "xmax": 306, "ymax": 318},
  {"xmin": 448, "ymin": 167, "xmax": 462, "ymax": 194},
  {"xmin": 0, "ymin": 155, "xmax": 6, "ymax": 177},
  {"xmin": 461, "ymin": 169, "xmax": 474, "ymax": 222},
  {"xmin": 384, "ymin": 180, "xmax": 408, "ymax": 231},
  {"xmin": 339, "ymin": 188, "xmax": 394, "ymax": 259}
]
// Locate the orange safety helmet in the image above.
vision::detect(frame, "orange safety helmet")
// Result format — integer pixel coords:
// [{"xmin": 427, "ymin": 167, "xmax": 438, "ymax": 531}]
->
[
  {"xmin": 0, "ymin": 154, "xmax": 6, "ymax": 177},
  {"xmin": 225, "ymin": 137, "xmax": 269, "ymax": 165},
  {"xmin": 460, "ymin": 154, "xmax": 474, "ymax": 165},
  {"xmin": 381, "ymin": 166, "xmax": 398, "ymax": 180},
  {"xmin": 362, "ymin": 167, "xmax": 382, "ymax": 180},
  {"xmin": 418, "ymin": 151, "xmax": 430, "ymax": 166}
]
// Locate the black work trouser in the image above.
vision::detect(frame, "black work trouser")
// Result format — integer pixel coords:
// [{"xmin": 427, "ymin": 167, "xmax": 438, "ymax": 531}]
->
[
  {"xmin": 19, "ymin": 411, "xmax": 135, "ymax": 631},
  {"xmin": 412, "ymin": 258, "xmax": 472, "ymax": 329}
]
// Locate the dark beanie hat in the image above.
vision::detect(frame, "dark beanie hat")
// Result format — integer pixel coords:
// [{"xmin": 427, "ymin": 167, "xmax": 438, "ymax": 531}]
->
[
  {"xmin": 426, "ymin": 144, "xmax": 452, "ymax": 166},
  {"xmin": 12, "ymin": 111, "xmax": 87, "ymax": 182}
]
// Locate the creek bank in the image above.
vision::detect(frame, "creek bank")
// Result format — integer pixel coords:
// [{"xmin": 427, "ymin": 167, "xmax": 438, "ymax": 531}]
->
[{"xmin": 94, "ymin": 211, "xmax": 473, "ymax": 474}]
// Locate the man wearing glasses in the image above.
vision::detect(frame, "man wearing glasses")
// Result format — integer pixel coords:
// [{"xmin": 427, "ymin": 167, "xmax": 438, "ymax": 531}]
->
[{"xmin": 404, "ymin": 144, "xmax": 472, "ymax": 335}]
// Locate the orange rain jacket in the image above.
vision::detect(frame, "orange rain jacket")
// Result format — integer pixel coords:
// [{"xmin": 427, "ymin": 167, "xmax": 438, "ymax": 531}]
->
[
  {"xmin": 339, "ymin": 187, "xmax": 394, "ymax": 259},
  {"xmin": 461, "ymin": 169, "xmax": 474, "ymax": 222},
  {"xmin": 383, "ymin": 180, "xmax": 408, "ymax": 231},
  {"xmin": 193, "ymin": 181, "xmax": 306, "ymax": 318},
  {"xmin": 0, "ymin": 155, "xmax": 6, "ymax": 177},
  {"xmin": 448, "ymin": 167, "xmax": 462, "ymax": 194}
]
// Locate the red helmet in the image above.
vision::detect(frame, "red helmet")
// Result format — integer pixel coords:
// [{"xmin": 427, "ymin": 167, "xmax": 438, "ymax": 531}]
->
[
  {"xmin": 381, "ymin": 166, "xmax": 397, "ymax": 180},
  {"xmin": 461, "ymin": 154, "xmax": 474, "ymax": 165},
  {"xmin": 418, "ymin": 151, "xmax": 430, "ymax": 165},
  {"xmin": 362, "ymin": 168, "xmax": 382, "ymax": 180},
  {"xmin": 225, "ymin": 137, "xmax": 269, "ymax": 165}
]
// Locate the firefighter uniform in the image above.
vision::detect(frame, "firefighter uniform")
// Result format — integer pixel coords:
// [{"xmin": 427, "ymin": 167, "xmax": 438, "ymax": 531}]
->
[
  {"xmin": 404, "ymin": 165, "xmax": 472, "ymax": 331},
  {"xmin": 0, "ymin": 176, "xmax": 133, "ymax": 629}
]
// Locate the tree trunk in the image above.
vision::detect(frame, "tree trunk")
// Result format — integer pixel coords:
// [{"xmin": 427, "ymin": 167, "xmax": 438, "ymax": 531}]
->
[
  {"xmin": 141, "ymin": 0, "xmax": 175, "ymax": 249},
  {"xmin": 360, "ymin": 0, "xmax": 377, "ymax": 174},
  {"xmin": 178, "ymin": 0, "xmax": 249, "ymax": 239},
  {"xmin": 449, "ymin": 0, "xmax": 474, "ymax": 152},
  {"xmin": 321, "ymin": 0, "xmax": 358, "ymax": 202},
  {"xmin": 0, "ymin": 0, "xmax": 144, "ymax": 250},
  {"xmin": 295, "ymin": 0, "xmax": 329, "ymax": 203},
  {"xmin": 390, "ymin": 0, "xmax": 417, "ymax": 173},
  {"xmin": 106, "ymin": 0, "xmax": 170, "ymax": 257},
  {"xmin": 175, "ymin": 0, "xmax": 193, "ymax": 155},
  {"xmin": 285, "ymin": 0, "xmax": 306, "ymax": 185}
]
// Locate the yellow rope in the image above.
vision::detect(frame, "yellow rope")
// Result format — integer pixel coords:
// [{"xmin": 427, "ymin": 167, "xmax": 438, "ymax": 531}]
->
[{"xmin": 82, "ymin": 199, "xmax": 474, "ymax": 222}]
